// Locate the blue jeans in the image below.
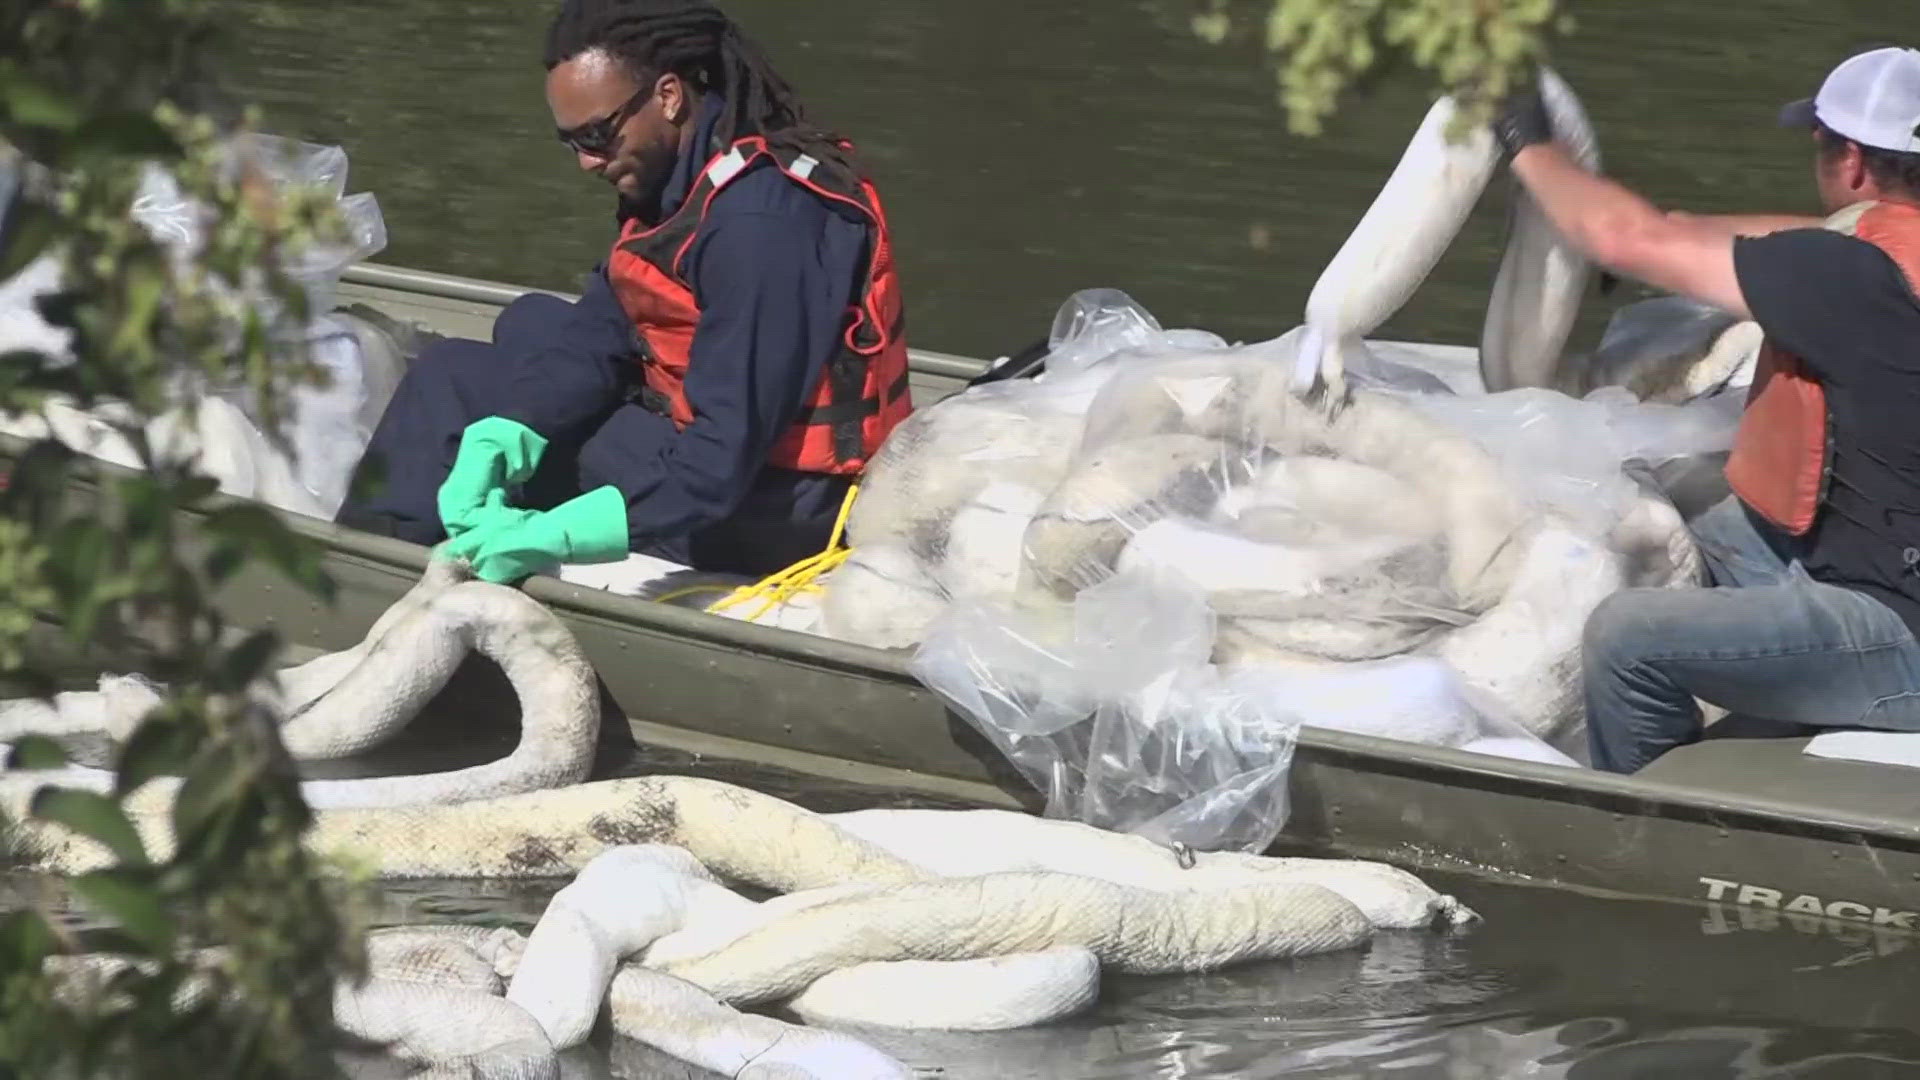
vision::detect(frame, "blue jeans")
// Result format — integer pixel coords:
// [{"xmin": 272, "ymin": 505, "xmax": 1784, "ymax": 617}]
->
[{"xmin": 1583, "ymin": 494, "xmax": 1920, "ymax": 773}]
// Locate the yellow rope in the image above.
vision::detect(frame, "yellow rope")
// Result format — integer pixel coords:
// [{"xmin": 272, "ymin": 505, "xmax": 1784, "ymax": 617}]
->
[
  {"xmin": 703, "ymin": 480, "xmax": 860, "ymax": 623},
  {"xmin": 647, "ymin": 582, "xmax": 741, "ymax": 606}
]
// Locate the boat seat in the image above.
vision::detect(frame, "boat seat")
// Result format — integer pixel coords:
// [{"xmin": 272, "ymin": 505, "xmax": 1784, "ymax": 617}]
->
[{"xmin": 1638, "ymin": 726, "xmax": 1920, "ymax": 824}]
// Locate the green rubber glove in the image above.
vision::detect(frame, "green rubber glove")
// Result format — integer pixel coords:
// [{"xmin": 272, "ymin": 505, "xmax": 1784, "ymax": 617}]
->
[
  {"xmin": 441, "ymin": 485, "xmax": 630, "ymax": 584},
  {"xmin": 438, "ymin": 416, "xmax": 550, "ymax": 540},
  {"xmin": 431, "ymin": 489, "xmax": 538, "ymax": 563}
]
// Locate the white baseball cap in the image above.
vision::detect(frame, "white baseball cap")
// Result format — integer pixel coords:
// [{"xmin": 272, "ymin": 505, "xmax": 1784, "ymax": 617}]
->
[{"xmin": 1778, "ymin": 46, "xmax": 1920, "ymax": 153}]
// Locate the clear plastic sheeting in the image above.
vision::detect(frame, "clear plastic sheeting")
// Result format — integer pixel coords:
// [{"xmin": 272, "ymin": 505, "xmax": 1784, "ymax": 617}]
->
[
  {"xmin": 0, "ymin": 240, "xmax": 69, "ymax": 361},
  {"xmin": 271, "ymin": 313, "xmax": 401, "ymax": 515},
  {"xmin": 0, "ymin": 135, "xmax": 392, "ymax": 520},
  {"xmin": 861, "ymin": 289, "xmax": 1735, "ymax": 847},
  {"xmin": 1039, "ymin": 287, "xmax": 1228, "ymax": 380},
  {"xmin": 912, "ymin": 567, "xmax": 1303, "ymax": 855},
  {"xmin": 1401, "ymin": 386, "xmax": 1743, "ymax": 545},
  {"xmin": 837, "ymin": 288, "xmax": 1192, "ymax": 647},
  {"xmin": 129, "ymin": 132, "xmax": 389, "ymax": 319}
]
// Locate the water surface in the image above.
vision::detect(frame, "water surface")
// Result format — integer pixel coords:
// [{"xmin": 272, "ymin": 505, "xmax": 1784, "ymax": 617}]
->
[{"xmin": 225, "ymin": 0, "xmax": 1891, "ymax": 358}]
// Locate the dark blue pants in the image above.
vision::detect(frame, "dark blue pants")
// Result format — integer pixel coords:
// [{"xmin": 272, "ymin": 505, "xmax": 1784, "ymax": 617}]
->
[{"xmin": 335, "ymin": 294, "xmax": 849, "ymax": 577}]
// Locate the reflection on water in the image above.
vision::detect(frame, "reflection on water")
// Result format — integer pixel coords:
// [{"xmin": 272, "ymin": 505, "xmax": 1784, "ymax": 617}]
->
[{"xmin": 386, "ymin": 855, "xmax": 1920, "ymax": 1079}]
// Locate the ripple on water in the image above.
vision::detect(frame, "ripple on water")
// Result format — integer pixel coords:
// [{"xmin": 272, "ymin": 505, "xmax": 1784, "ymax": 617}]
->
[{"xmin": 10, "ymin": 735, "xmax": 1920, "ymax": 1078}]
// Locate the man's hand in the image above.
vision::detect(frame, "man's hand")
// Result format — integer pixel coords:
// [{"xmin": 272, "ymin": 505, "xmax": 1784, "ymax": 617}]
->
[
  {"xmin": 438, "ymin": 416, "xmax": 550, "ymax": 540},
  {"xmin": 1490, "ymin": 82, "xmax": 1554, "ymax": 158},
  {"xmin": 455, "ymin": 489, "xmax": 541, "ymax": 542},
  {"xmin": 438, "ymin": 485, "xmax": 630, "ymax": 585}
]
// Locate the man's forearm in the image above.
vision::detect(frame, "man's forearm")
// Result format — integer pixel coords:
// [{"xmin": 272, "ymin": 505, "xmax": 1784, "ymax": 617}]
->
[
  {"xmin": 1668, "ymin": 211, "xmax": 1824, "ymax": 238},
  {"xmin": 1510, "ymin": 147, "xmax": 1818, "ymax": 248},
  {"xmin": 1505, "ymin": 142, "xmax": 1754, "ymax": 316},
  {"xmin": 1508, "ymin": 143, "xmax": 1674, "ymax": 269}
]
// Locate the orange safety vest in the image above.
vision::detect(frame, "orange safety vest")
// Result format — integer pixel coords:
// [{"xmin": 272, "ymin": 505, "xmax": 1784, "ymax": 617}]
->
[
  {"xmin": 606, "ymin": 133, "xmax": 912, "ymax": 476},
  {"xmin": 1725, "ymin": 200, "xmax": 1920, "ymax": 535}
]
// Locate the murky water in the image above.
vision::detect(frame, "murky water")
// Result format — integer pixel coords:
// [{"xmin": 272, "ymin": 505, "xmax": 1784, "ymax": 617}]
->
[
  {"xmin": 386, "ymin": 866, "xmax": 1920, "ymax": 1080},
  {"xmin": 170, "ymin": 2, "xmax": 1920, "ymax": 1074},
  {"xmin": 226, "ymin": 0, "xmax": 1889, "ymax": 358},
  {"xmin": 367, "ymin": 741, "xmax": 1920, "ymax": 1079},
  {"xmin": 246, "ymin": 719, "xmax": 1920, "ymax": 1080},
  {"xmin": 12, "ymin": 711, "xmax": 1920, "ymax": 1077}
]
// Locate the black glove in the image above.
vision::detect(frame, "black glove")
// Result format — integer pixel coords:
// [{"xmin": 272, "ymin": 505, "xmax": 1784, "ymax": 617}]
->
[{"xmin": 1490, "ymin": 83, "xmax": 1553, "ymax": 157}]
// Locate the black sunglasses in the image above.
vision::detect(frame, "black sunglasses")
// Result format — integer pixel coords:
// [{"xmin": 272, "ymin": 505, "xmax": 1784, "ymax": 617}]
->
[{"xmin": 555, "ymin": 86, "xmax": 653, "ymax": 158}]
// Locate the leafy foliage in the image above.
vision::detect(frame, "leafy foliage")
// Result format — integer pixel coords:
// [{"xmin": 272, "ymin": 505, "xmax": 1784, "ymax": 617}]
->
[
  {"xmin": 0, "ymin": 0, "xmax": 362, "ymax": 1075},
  {"xmin": 1190, "ymin": 0, "xmax": 1575, "ymax": 137}
]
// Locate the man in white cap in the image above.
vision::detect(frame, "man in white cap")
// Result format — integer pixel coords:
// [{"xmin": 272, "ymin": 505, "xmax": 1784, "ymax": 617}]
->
[{"xmin": 1491, "ymin": 47, "xmax": 1920, "ymax": 773}]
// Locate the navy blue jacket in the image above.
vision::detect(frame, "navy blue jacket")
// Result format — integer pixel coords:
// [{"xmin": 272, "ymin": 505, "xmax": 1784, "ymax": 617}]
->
[{"xmin": 493, "ymin": 97, "xmax": 870, "ymax": 549}]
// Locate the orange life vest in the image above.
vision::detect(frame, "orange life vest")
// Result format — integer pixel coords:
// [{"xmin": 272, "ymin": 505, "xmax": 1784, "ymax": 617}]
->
[
  {"xmin": 606, "ymin": 133, "xmax": 912, "ymax": 476},
  {"xmin": 1724, "ymin": 200, "xmax": 1920, "ymax": 535}
]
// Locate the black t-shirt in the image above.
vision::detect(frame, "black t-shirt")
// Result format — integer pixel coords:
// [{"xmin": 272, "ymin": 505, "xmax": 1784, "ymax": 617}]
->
[{"xmin": 1733, "ymin": 225, "xmax": 1920, "ymax": 633}]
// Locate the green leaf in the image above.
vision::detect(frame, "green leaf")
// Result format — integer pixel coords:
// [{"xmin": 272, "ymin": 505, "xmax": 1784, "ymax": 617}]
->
[
  {"xmin": 202, "ymin": 503, "xmax": 334, "ymax": 602},
  {"xmin": 169, "ymin": 751, "xmax": 249, "ymax": 857},
  {"xmin": 4, "ymin": 735, "xmax": 67, "ymax": 770},
  {"xmin": 174, "ymin": 472, "xmax": 220, "ymax": 508},
  {"xmin": 30, "ymin": 289, "xmax": 80, "ymax": 336},
  {"xmin": 214, "ymin": 628, "xmax": 281, "ymax": 692},
  {"xmin": 0, "ymin": 439, "xmax": 74, "ymax": 509},
  {"xmin": 0, "ymin": 198, "xmax": 58, "ymax": 283},
  {"xmin": 114, "ymin": 717, "xmax": 190, "ymax": 796},
  {"xmin": 71, "ymin": 110, "xmax": 181, "ymax": 160},
  {"xmin": 44, "ymin": 521, "xmax": 116, "ymax": 643},
  {"xmin": 0, "ymin": 68, "xmax": 82, "ymax": 132},
  {"xmin": 0, "ymin": 909, "xmax": 57, "ymax": 967},
  {"xmin": 69, "ymin": 868, "xmax": 172, "ymax": 952},
  {"xmin": 108, "ymin": 264, "xmax": 167, "ymax": 360},
  {"xmin": 203, "ymin": 543, "xmax": 243, "ymax": 585},
  {"xmin": 29, "ymin": 788, "xmax": 150, "ymax": 867},
  {"xmin": 0, "ymin": 348, "xmax": 54, "ymax": 390},
  {"xmin": 45, "ymin": 518, "xmax": 108, "ymax": 591}
]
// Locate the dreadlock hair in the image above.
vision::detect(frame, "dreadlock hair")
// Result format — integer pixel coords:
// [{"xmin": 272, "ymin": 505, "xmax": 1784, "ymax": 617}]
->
[
  {"xmin": 1814, "ymin": 120, "xmax": 1920, "ymax": 199},
  {"xmin": 543, "ymin": 0, "xmax": 839, "ymax": 153}
]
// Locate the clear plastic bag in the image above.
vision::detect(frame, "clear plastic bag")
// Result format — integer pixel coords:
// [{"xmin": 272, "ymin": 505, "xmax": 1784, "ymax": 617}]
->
[
  {"xmin": 848, "ymin": 289, "xmax": 1227, "ymax": 607},
  {"xmin": 874, "ymin": 289, "xmax": 1713, "ymax": 807},
  {"xmin": 130, "ymin": 133, "xmax": 387, "ymax": 318},
  {"xmin": 1081, "ymin": 664, "xmax": 1302, "ymax": 854},
  {"xmin": 1017, "ymin": 337, "xmax": 1304, "ymax": 598},
  {"xmin": 0, "ymin": 251, "xmax": 71, "ymax": 361},
  {"xmin": 270, "ymin": 315, "xmax": 380, "ymax": 516},
  {"xmin": 846, "ymin": 376, "xmax": 1088, "ymax": 560},
  {"xmin": 912, "ymin": 567, "xmax": 1301, "ymax": 854},
  {"xmin": 1023, "ymin": 343, "xmax": 1531, "ymax": 613},
  {"xmin": 236, "ymin": 134, "xmax": 387, "ymax": 314},
  {"xmin": 1040, "ymin": 287, "xmax": 1230, "ymax": 378},
  {"xmin": 818, "ymin": 542, "xmax": 950, "ymax": 651},
  {"xmin": 2, "ymin": 135, "xmax": 390, "ymax": 520},
  {"xmin": 1221, "ymin": 657, "xmax": 1579, "ymax": 767},
  {"xmin": 1399, "ymin": 385, "xmax": 1740, "ymax": 542}
]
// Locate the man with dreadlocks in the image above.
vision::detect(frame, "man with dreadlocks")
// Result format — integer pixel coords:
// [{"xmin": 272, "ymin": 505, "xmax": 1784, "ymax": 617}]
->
[{"xmin": 337, "ymin": 0, "xmax": 911, "ymax": 584}]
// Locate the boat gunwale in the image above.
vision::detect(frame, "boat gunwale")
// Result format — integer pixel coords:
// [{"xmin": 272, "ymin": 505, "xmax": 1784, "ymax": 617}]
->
[
  {"xmin": 337, "ymin": 261, "xmax": 995, "ymax": 381},
  {"xmin": 11, "ymin": 261, "xmax": 1920, "ymax": 856}
]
